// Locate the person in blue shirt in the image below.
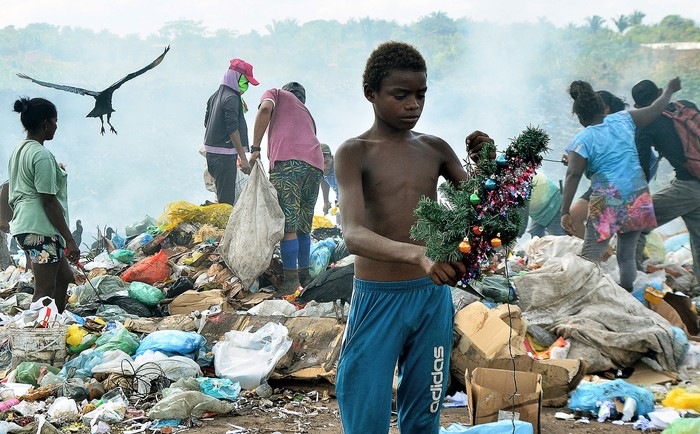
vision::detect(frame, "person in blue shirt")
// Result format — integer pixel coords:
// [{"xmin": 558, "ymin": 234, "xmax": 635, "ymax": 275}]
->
[{"xmin": 561, "ymin": 78, "xmax": 681, "ymax": 291}]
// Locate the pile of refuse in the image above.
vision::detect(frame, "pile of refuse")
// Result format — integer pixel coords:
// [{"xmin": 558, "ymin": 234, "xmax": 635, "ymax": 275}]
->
[
  {"xmin": 0, "ymin": 201, "xmax": 349, "ymax": 433},
  {"xmin": 0, "ymin": 200, "xmax": 698, "ymax": 433}
]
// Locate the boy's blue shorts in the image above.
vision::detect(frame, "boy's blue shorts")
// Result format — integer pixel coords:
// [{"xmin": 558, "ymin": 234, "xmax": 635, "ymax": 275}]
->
[{"xmin": 336, "ymin": 276, "xmax": 454, "ymax": 434}]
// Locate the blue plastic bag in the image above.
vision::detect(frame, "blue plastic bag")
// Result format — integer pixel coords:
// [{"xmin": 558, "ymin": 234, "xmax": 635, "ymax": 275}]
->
[
  {"xmin": 198, "ymin": 377, "xmax": 241, "ymax": 401},
  {"xmin": 672, "ymin": 326, "xmax": 690, "ymax": 367},
  {"xmin": 568, "ymin": 379, "xmax": 655, "ymax": 416},
  {"xmin": 111, "ymin": 233, "xmax": 126, "ymax": 250},
  {"xmin": 59, "ymin": 349, "xmax": 105, "ymax": 378},
  {"xmin": 135, "ymin": 330, "xmax": 206, "ymax": 357},
  {"xmin": 440, "ymin": 421, "xmax": 533, "ymax": 433},
  {"xmin": 309, "ymin": 238, "xmax": 336, "ymax": 279},
  {"xmin": 664, "ymin": 233, "xmax": 690, "ymax": 253}
]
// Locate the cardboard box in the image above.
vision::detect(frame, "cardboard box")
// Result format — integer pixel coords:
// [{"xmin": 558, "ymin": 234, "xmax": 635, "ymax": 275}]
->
[
  {"xmin": 451, "ymin": 302, "xmax": 585, "ymax": 407},
  {"xmin": 168, "ymin": 289, "xmax": 235, "ymax": 315},
  {"xmin": 453, "ymin": 302, "xmax": 524, "ymax": 360},
  {"xmin": 466, "ymin": 368, "xmax": 542, "ymax": 433}
]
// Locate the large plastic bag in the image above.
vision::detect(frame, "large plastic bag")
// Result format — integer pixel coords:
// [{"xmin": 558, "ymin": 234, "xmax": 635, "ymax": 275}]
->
[
  {"xmin": 213, "ymin": 322, "xmax": 292, "ymax": 390},
  {"xmin": 65, "ymin": 324, "xmax": 99, "ymax": 354},
  {"xmin": 77, "ymin": 275, "xmax": 129, "ymax": 305},
  {"xmin": 134, "ymin": 330, "xmax": 205, "ymax": 357},
  {"xmin": 125, "ymin": 215, "xmax": 157, "ymax": 238},
  {"xmin": 147, "ymin": 390, "xmax": 235, "ymax": 419},
  {"xmin": 47, "ymin": 397, "xmax": 79, "ymax": 422},
  {"xmin": 569, "ymin": 379, "xmax": 655, "ymax": 416},
  {"xmin": 309, "ymin": 238, "xmax": 336, "ymax": 279},
  {"xmin": 93, "ymin": 326, "xmax": 140, "ymax": 355},
  {"xmin": 15, "ymin": 362, "xmax": 59, "ymax": 386},
  {"xmin": 128, "ymin": 282, "xmax": 164, "ymax": 306},
  {"xmin": 158, "ymin": 201, "xmax": 233, "ymax": 231},
  {"xmin": 133, "ymin": 350, "xmax": 202, "ymax": 381},
  {"xmin": 218, "ymin": 161, "xmax": 285, "ymax": 290},
  {"xmin": 109, "ymin": 249, "xmax": 134, "ymax": 264},
  {"xmin": 59, "ymin": 349, "xmax": 105, "ymax": 378},
  {"xmin": 633, "ymin": 269, "xmax": 666, "ymax": 303},
  {"xmin": 121, "ymin": 250, "xmax": 170, "ymax": 285},
  {"xmin": 663, "ymin": 418, "xmax": 700, "ymax": 434},
  {"xmin": 662, "ymin": 387, "xmax": 700, "ymax": 412},
  {"xmin": 665, "ymin": 232, "xmax": 690, "ymax": 253}
]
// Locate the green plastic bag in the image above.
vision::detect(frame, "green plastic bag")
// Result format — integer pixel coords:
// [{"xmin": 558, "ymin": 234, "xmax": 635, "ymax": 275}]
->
[
  {"xmin": 94, "ymin": 326, "xmax": 140, "ymax": 355},
  {"xmin": 15, "ymin": 362, "xmax": 60, "ymax": 386},
  {"xmin": 109, "ymin": 249, "xmax": 135, "ymax": 264},
  {"xmin": 128, "ymin": 281, "xmax": 165, "ymax": 306},
  {"xmin": 663, "ymin": 418, "xmax": 700, "ymax": 433}
]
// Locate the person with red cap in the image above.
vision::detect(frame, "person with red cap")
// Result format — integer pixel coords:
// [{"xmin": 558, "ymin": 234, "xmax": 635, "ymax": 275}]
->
[
  {"xmin": 249, "ymin": 82, "xmax": 324, "ymax": 295},
  {"xmin": 203, "ymin": 58, "xmax": 259, "ymax": 205}
]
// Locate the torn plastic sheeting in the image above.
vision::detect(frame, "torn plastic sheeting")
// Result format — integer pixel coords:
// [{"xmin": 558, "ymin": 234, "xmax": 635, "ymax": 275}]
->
[
  {"xmin": 213, "ymin": 322, "xmax": 292, "ymax": 390},
  {"xmin": 147, "ymin": 390, "xmax": 235, "ymax": 419},
  {"xmin": 440, "ymin": 420, "xmax": 533, "ymax": 433},
  {"xmin": 198, "ymin": 377, "xmax": 240, "ymax": 401},
  {"xmin": 515, "ymin": 252, "xmax": 680, "ymax": 373}
]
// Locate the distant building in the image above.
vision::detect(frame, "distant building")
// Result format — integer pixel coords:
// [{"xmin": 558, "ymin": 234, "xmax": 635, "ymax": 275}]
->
[{"xmin": 641, "ymin": 42, "xmax": 700, "ymax": 66}]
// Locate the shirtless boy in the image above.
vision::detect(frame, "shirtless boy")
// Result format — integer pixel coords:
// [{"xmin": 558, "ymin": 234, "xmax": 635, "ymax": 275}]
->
[{"xmin": 335, "ymin": 41, "xmax": 491, "ymax": 434}]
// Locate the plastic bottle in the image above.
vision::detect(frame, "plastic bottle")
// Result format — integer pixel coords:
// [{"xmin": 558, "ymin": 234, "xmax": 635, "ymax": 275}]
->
[{"xmin": 622, "ymin": 397, "xmax": 637, "ymax": 422}]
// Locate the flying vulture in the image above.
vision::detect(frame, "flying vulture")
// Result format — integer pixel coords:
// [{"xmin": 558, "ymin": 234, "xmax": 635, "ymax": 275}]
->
[{"xmin": 17, "ymin": 46, "xmax": 170, "ymax": 135}]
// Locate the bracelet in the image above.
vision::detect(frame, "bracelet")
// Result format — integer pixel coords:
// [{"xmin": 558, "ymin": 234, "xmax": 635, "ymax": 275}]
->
[{"xmin": 250, "ymin": 146, "xmax": 261, "ymax": 153}]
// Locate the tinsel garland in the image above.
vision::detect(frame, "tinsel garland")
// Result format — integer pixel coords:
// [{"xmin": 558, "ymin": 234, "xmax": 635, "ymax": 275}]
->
[{"xmin": 410, "ymin": 126, "xmax": 550, "ymax": 282}]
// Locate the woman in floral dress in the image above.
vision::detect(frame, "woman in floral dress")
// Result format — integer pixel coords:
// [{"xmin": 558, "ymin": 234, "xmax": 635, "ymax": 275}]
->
[{"xmin": 561, "ymin": 78, "xmax": 681, "ymax": 291}]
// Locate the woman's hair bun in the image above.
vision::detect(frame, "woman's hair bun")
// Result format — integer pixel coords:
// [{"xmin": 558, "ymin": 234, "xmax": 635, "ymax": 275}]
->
[{"xmin": 13, "ymin": 98, "xmax": 29, "ymax": 114}]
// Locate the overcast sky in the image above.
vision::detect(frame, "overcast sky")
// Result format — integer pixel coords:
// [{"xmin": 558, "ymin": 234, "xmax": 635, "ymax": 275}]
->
[{"xmin": 2, "ymin": 0, "xmax": 699, "ymax": 35}]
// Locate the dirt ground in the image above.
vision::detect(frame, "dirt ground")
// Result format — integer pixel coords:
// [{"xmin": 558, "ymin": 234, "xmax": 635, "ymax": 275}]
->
[{"xmin": 185, "ymin": 392, "xmax": 646, "ymax": 434}]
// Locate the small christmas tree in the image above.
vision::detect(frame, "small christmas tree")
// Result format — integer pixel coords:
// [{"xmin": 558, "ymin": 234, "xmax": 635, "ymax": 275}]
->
[{"xmin": 411, "ymin": 126, "xmax": 550, "ymax": 282}]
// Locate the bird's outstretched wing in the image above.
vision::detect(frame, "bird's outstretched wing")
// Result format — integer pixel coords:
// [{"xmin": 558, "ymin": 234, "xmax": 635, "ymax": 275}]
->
[
  {"xmin": 105, "ymin": 45, "xmax": 170, "ymax": 92},
  {"xmin": 16, "ymin": 73, "xmax": 99, "ymax": 97}
]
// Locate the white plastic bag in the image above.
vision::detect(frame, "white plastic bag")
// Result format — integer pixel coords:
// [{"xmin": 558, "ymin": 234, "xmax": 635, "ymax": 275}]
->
[
  {"xmin": 213, "ymin": 322, "xmax": 292, "ymax": 390},
  {"xmin": 218, "ymin": 161, "xmax": 284, "ymax": 290}
]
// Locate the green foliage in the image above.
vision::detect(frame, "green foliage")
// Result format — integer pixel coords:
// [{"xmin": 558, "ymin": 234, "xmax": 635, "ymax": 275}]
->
[{"xmin": 411, "ymin": 127, "xmax": 549, "ymax": 280}]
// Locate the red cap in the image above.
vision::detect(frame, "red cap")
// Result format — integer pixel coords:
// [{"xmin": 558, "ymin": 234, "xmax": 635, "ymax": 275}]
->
[{"xmin": 229, "ymin": 58, "xmax": 259, "ymax": 86}]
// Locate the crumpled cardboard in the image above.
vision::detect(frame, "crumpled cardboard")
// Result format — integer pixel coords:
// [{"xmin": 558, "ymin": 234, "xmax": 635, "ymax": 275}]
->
[
  {"xmin": 451, "ymin": 302, "xmax": 585, "ymax": 407},
  {"xmin": 465, "ymin": 367, "xmax": 542, "ymax": 432},
  {"xmin": 168, "ymin": 290, "xmax": 234, "ymax": 315}
]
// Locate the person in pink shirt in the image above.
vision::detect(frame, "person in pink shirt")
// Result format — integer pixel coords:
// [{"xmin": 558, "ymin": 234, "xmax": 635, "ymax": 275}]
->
[{"xmin": 250, "ymin": 82, "xmax": 324, "ymax": 295}]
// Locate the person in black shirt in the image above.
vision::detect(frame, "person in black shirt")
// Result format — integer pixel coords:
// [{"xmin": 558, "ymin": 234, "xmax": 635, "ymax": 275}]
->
[{"xmin": 633, "ymin": 79, "xmax": 700, "ymax": 285}]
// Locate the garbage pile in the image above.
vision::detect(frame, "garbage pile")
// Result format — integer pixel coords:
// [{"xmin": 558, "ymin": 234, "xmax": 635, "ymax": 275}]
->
[
  {"xmin": 0, "ymin": 199, "xmax": 698, "ymax": 433},
  {"xmin": 0, "ymin": 201, "xmax": 349, "ymax": 433}
]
